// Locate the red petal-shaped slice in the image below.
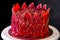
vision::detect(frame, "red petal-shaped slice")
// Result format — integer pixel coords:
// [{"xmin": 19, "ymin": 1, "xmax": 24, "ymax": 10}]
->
[
  {"xmin": 24, "ymin": 12, "xmax": 31, "ymax": 19},
  {"xmin": 19, "ymin": 29, "xmax": 26, "ymax": 36},
  {"xmin": 47, "ymin": 7, "xmax": 50, "ymax": 14},
  {"xmin": 41, "ymin": 10, "xmax": 46, "ymax": 17},
  {"xmin": 12, "ymin": 14, "xmax": 18, "ymax": 22},
  {"xmin": 37, "ymin": 3, "xmax": 42, "ymax": 10},
  {"xmin": 43, "ymin": 4, "xmax": 47, "ymax": 10},
  {"xmin": 13, "ymin": 3, "xmax": 20, "ymax": 12},
  {"xmin": 28, "ymin": 2, "xmax": 34, "ymax": 8},
  {"xmin": 22, "ymin": 2, "xmax": 27, "ymax": 9},
  {"xmin": 42, "ymin": 10, "xmax": 48, "ymax": 24},
  {"xmin": 26, "ymin": 26, "xmax": 33, "ymax": 37},
  {"xmin": 34, "ymin": 12, "xmax": 39, "ymax": 20},
  {"xmin": 35, "ymin": 30, "xmax": 40, "ymax": 37}
]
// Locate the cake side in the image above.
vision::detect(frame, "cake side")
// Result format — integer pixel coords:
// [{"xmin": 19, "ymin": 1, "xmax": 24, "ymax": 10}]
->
[{"xmin": 11, "ymin": 2, "xmax": 50, "ymax": 38}]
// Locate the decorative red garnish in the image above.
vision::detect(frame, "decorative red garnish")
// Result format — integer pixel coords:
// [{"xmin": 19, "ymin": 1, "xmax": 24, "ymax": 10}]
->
[
  {"xmin": 42, "ymin": 10, "xmax": 46, "ymax": 17},
  {"xmin": 34, "ymin": 12, "xmax": 39, "ymax": 20},
  {"xmin": 24, "ymin": 12, "xmax": 31, "ymax": 19},
  {"xmin": 13, "ymin": 3, "xmax": 20, "ymax": 12},
  {"xmin": 28, "ymin": 2, "xmax": 34, "ymax": 8},
  {"xmin": 43, "ymin": 4, "xmax": 47, "ymax": 10},
  {"xmin": 47, "ymin": 7, "xmax": 50, "ymax": 13},
  {"xmin": 22, "ymin": 2, "xmax": 27, "ymax": 10},
  {"xmin": 37, "ymin": 3, "xmax": 42, "ymax": 10}
]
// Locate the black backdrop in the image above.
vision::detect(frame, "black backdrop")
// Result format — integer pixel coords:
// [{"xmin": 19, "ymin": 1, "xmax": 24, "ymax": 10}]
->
[{"xmin": 0, "ymin": 0, "xmax": 60, "ymax": 40}]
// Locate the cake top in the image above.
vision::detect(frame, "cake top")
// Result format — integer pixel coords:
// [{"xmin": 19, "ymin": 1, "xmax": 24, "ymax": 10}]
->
[
  {"xmin": 12, "ymin": 2, "xmax": 50, "ymax": 14},
  {"xmin": 12, "ymin": 2, "xmax": 50, "ymax": 25}
]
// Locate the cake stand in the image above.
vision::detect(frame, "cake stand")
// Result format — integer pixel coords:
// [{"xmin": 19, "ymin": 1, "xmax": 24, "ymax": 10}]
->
[{"xmin": 1, "ymin": 25, "xmax": 60, "ymax": 40}]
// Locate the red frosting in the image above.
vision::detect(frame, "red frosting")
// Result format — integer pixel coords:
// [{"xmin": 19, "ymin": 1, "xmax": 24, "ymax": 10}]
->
[{"xmin": 11, "ymin": 2, "xmax": 50, "ymax": 38}]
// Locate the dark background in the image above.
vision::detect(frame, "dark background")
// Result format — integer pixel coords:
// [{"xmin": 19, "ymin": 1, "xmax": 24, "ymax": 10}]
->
[{"xmin": 0, "ymin": 0, "xmax": 60, "ymax": 40}]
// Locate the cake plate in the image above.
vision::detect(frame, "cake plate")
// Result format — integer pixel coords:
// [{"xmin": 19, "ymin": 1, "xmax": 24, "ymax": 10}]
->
[{"xmin": 1, "ymin": 25, "xmax": 60, "ymax": 40}]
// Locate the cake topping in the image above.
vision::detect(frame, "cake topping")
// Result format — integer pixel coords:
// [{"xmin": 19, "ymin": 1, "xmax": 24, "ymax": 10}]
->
[
  {"xmin": 43, "ymin": 4, "xmax": 47, "ymax": 10},
  {"xmin": 13, "ymin": 3, "xmax": 20, "ymax": 12},
  {"xmin": 28, "ymin": 2, "xmax": 34, "ymax": 8},
  {"xmin": 37, "ymin": 3, "xmax": 42, "ymax": 10},
  {"xmin": 24, "ymin": 12, "xmax": 31, "ymax": 19},
  {"xmin": 22, "ymin": 2, "xmax": 27, "ymax": 10},
  {"xmin": 47, "ymin": 7, "xmax": 50, "ymax": 13},
  {"xmin": 34, "ymin": 12, "xmax": 39, "ymax": 20}
]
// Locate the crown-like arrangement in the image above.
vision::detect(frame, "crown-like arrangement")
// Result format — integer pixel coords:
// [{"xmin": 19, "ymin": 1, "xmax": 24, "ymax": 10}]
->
[{"xmin": 11, "ymin": 2, "xmax": 50, "ymax": 38}]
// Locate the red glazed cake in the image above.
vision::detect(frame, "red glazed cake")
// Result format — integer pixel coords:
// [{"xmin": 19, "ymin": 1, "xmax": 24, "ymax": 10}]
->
[{"xmin": 11, "ymin": 2, "xmax": 50, "ymax": 39}]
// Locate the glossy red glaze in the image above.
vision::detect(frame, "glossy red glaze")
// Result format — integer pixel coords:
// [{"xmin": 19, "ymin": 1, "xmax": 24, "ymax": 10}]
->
[
  {"xmin": 11, "ymin": 2, "xmax": 50, "ymax": 38},
  {"xmin": 13, "ymin": 3, "xmax": 20, "ymax": 12}
]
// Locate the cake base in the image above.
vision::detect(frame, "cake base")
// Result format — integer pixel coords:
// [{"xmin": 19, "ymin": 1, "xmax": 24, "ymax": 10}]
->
[
  {"xmin": 1, "ymin": 25, "xmax": 60, "ymax": 40},
  {"xmin": 8, "ymin": 28, "xmax": 53, "ymax": 39}
]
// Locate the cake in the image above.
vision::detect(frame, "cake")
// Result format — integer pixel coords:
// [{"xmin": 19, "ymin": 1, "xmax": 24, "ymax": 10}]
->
[{"xmin": 10, "ymin": 2, "xmax": 50, "ymax": 39}]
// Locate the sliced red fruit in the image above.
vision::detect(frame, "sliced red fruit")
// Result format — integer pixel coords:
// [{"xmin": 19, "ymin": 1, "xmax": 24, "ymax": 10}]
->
[
  {"xmin": 11, "ymin": 20, "xmax": 19, "ymax": 36},
  {"xmin": 32, "ymin": 12, "xmax": 39, "ymax": 29},
  {"xmin": 26, "ymin": 26, "xmax": 33, "ymax": 37},
  {"xmin": 24, "ymin": 12, "xmax": 33, "ymax": 27},
  {"xmin": 41, "ymin": 10, "xmax": 46, "ymax": 17},
  {"xmin": 43, "ymin": 4, "xmax": 47, "ymax": 10},
  {"xmin": 34, "ymin": 12, "xmax": 39, "ymax": 20},
  {"xmin": 28, "ymin": 2, "xmax": 34, "ymax": 8},
  {"xmin": 17, "ymin": 13, "xmax": 24, "ymax": 24},
  {"xmin": 12, "ymin": 14, "xmax": 18, "ymax": 22},
  {"xmin": 42, "ymin": 10, "xmax": 48, "ymax": 22},
  {"xmin": 37, "ymin": 3, "xmax": 42, "ymax": 10},
  {"xmin": 41, "ymin": 26, "xmax": 48, "ymax": 37},
  {"xmin": 21, "ymin": 23, "xmax": 26, "ymax": 30},
  {"xmin": 19, "ymin": 29, "xmax": 26, "ymax": 36},
  {"xmin": 24, "ymin": 12, "xmax": 31, "ymax": 19},
  {"xmin": 35, "ymin": 30, "xmax": 40, "ymax": 37},
  {"xmin": 11, "ymin": 19, "xmax": 15, "ymax": 34},
  {"xmin": 19, "ymin": 23, "xmax": 26, "ymax": 36},
  {"xmin": 13, "ymin": 3, "xmax": 20, "ymax": 12},
  {"xmin": 22, "ymin": 2, "xmax": 27, "ymax": 10},
  {"xmin": 46, "ymin": 7, "xmax": 50, "ymax": 14}
]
